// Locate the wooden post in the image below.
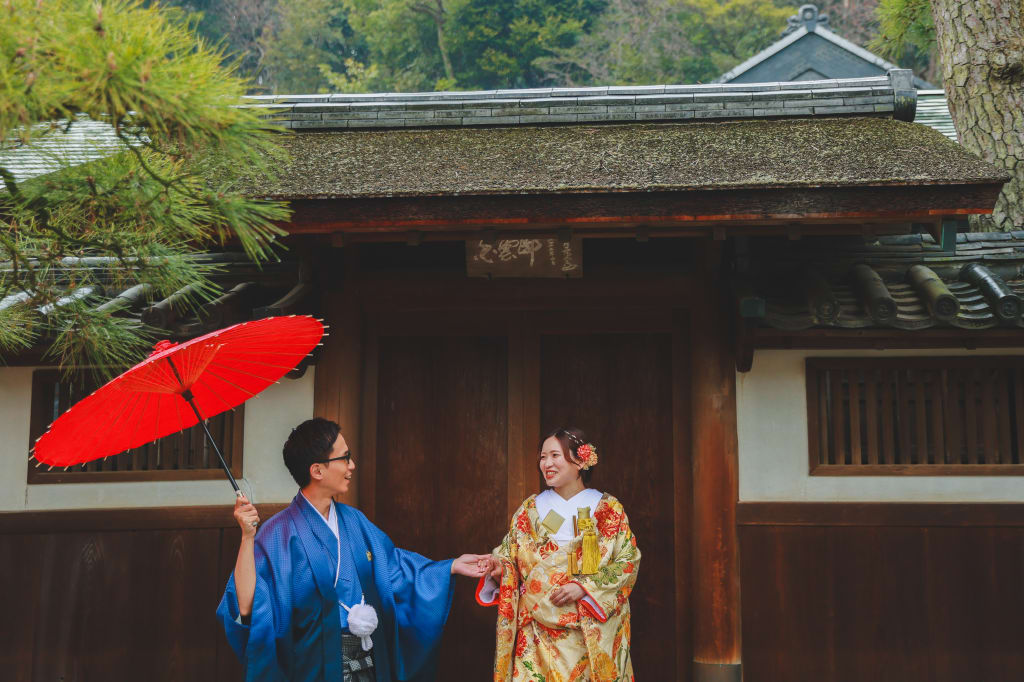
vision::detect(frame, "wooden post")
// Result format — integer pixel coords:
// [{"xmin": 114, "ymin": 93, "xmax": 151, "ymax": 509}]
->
[
  {"xmin": 691, "ymin": 240, "xmax": 742, "ymax": 682},
  {"xmin": 313, "ymin": 247, "xmax": 364, "ymax": 507}
]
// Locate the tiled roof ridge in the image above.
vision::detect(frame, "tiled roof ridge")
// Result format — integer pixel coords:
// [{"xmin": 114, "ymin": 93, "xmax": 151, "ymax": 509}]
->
[
  {"xmin": 743, "ymin": 231, "xmax": 1024, "ymax": 331},
  {"xmin": 246, "ymin": 71, "xmax": 916, "ymax": 130}
]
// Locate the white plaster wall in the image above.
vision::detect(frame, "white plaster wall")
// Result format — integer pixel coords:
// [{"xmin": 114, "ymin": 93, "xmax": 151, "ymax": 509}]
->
[
  {"xmin": 0, "ymin": 367, "xmax": 34, "ymax": 511},
  {"xmin": 737, "ymin": 348, "xmax": 1024, "ymax": 502},
  {"xmin": 0, "ymin": 366, "xmax": 314, "ymax": 511}
]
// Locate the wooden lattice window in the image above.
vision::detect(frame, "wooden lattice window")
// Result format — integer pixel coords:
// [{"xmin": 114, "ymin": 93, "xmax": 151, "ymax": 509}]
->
[
  {"xmin": 27, "ymin": 369, "xmax": 244, "ymax": 484},
  {"xmin": 806, "ymin": 357, "xmax": 1024, "ymax": 475}
]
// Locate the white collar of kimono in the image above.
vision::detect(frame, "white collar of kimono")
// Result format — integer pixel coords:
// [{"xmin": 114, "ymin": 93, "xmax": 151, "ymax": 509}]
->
[
  {"xmin": 535, "ymin": 488, "xmax": 602, "ymax": 543},
  {"xmin": 300, "ymin": 492, "xmax": 341, "ymax": 587}
]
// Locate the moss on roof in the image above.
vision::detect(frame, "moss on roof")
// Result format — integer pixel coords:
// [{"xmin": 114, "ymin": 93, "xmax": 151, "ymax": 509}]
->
[{"xmin": 245, "ymin": 118, "xmax": 1006, "ymax": 200}]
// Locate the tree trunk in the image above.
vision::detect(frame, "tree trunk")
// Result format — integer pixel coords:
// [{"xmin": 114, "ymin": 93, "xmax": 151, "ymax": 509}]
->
[
  {"xmin": 931, "ymin": 0, "xmax": 1024, "ymax": 231},
  {"xmin": 410, "ymin": 0, "xmax": 455, "ymax": 85},
  {"xmin": 432, "ymin": 0, "xmax": 455, "ymax": 85}
]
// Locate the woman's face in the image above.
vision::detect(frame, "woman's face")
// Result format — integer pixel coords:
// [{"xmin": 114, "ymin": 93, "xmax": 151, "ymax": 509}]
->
[{"xmin": 538, "ymin": 436, "xmax": 582, "ymax": 489}]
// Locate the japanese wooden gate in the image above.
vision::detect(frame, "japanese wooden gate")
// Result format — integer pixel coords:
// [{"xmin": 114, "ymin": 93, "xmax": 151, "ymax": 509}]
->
[{"xmin": 313, "ymin": 244, "xmax": 727, "ymax": 680}]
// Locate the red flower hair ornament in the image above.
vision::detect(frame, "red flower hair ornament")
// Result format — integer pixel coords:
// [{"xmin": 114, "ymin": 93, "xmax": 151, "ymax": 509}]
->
[{"xmin": 576, "ymin": 443, "xmax": 598, "ymax": 470}]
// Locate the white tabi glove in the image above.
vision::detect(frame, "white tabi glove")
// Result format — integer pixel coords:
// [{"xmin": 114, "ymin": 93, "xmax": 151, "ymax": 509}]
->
[{"xmin": 342, "ymin": 596, "xmax": 378, "ymax": 651}]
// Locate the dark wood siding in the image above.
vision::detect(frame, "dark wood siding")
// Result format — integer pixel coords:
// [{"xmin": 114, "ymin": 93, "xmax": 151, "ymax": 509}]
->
[
  {"xmin": 0, "ymin": 505, "xmax": 286, "ymax": 682},
  {"xmin": 739, "ymin": 503, "xmax": 1024, "ymax": 682}
]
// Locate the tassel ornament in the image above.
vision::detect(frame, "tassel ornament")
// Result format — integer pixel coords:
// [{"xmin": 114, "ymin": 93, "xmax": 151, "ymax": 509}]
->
[
  {"xmin": 570, "ymin": 506, "xmax": 601, "ymax": 576},
  {"xmin": 579, "ymin": 519, "xmax": 600, "ymax": 575}
]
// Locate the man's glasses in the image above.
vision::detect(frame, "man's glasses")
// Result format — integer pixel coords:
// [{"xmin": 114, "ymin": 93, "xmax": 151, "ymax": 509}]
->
[{"xmin": 319, "ymin": 451, "xmax": 352, "ymax": 464}]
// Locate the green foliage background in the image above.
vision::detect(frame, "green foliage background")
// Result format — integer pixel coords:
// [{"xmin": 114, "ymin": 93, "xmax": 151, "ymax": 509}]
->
[
  {"xmin": 1, "ymin": 0, "xmax": 289, "ymax": 372},
  {"xmin": 164, "ymin": 0, "xmax": 931, "ymax": 94}
]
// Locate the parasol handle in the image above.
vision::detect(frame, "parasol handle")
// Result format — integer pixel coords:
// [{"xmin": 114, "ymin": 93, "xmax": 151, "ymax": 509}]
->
[
  {"xmin": 181, "ymin": 389, "xmax": 242, "ymax": 494},
  {"xmin": 165, "ymin": 357, "xmax": 241, "ymax": 495}
]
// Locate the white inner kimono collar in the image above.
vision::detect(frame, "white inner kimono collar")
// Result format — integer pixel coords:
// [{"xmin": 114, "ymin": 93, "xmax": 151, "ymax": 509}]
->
[{"xmin": 535, "ymin": 488, "xmax": 602, "ymax": 544}]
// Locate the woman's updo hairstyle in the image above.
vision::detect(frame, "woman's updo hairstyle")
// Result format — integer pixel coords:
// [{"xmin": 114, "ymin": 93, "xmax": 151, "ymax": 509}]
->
[{"xmin": 539, "ymin": 427, "xmax": 593, "ymax": 485}]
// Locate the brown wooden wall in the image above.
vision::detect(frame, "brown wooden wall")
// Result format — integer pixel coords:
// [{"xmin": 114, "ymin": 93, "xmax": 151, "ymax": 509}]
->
[
  {"xmin": 739, "ymin": 503, "xmax": 1024, "ymax": 682},
  {"xmin": 0, "ymin": 506, "xmax": 283, "ymax": 682}
]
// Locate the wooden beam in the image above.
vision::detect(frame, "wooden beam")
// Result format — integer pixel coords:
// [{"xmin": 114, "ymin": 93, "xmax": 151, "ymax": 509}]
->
[
  {"xmin": 753, "ymin": 327, "xmax": 1024, "ymax": 349},
  {"xmin": 737, "ymin": 502, "xmax": 1024, "ymax": 527},
  {"xmin": 0, "ymin": 503, "xmax": 290, "ymax": 533},
  {"xmin": 691, "ymin": 241, "xmax": 742, "ymax": 680},
  {"xmin": 282, "ymin": 184, "xmax": 1003, "ymax": 235},
  {"xmin": 289, "ymin": 222, "xmax": 917, "ymax": 244}
]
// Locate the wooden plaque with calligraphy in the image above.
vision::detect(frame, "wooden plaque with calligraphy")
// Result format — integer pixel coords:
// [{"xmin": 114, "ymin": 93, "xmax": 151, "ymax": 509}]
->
[{"xmin": 466, "ymin": 236, "xmax": 583, "ymax": 278}]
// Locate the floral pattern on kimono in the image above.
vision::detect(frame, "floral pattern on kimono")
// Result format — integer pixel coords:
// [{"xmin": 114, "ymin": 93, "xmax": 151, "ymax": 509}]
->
[{"xmin": 477, "ymin": 493, "xmax": 640, "ymax": 682}]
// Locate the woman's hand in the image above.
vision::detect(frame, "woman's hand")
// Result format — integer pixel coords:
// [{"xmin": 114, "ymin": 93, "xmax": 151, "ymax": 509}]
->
[
  {"xmin": 451, "ymin": 554, "xmax": 489, "ymax": 577},
  {"xmin": 549, "ymin": 582, "xmax": 585, "ymax": 607},
  {"xmin": 486, "ymin": 556, "xmax": 503, "ymax": 582},
  {"xmin": 234, "ymin": 494, "xmax": 260, "ymax": 538}
]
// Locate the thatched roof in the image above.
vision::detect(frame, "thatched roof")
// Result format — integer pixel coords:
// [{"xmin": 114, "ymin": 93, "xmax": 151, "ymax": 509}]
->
[{"xmin": 249, "ymin": 117, "xmax": 1005, "ymax": 200}]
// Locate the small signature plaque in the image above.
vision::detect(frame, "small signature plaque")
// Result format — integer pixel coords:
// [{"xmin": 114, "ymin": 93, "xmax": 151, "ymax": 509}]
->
[{"xmin": 466, "ymin": 235, "xmax": 582, "ymax": 278}]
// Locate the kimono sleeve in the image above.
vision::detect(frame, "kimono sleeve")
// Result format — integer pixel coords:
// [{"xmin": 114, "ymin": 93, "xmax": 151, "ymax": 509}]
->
[
  {"xmin": 475, "ymin": 501, "xmax": 526, "ymax": 608},
  {"xmin": 570, "ymin": 497, "xmax": 640, "ymax": 623},
  {"xmin": 359, "ymin": 514, "xmax": 454, "ymax": 682},
  {"xmin": 216, "ymin": 538, "xmax": 288, "ymax": 682},
  {"xmin": 388, "ymin": 543, "xmax": 456, "ymax": 640}
]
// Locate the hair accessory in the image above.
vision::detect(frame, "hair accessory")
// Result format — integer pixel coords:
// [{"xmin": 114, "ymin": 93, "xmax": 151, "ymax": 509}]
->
[
  {"xmin": 576, "ymin": 443, "xmax": 598, "ymax": 470},
  {"xmin": 562, "ymin": 430, "xmax": 598, "ymax": 469}
]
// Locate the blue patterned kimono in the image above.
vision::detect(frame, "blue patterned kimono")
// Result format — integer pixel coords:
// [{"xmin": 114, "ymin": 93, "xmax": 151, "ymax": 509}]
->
[{"xmin": 217, "ymin": 493, "xmax": 454, "ymax": 681}]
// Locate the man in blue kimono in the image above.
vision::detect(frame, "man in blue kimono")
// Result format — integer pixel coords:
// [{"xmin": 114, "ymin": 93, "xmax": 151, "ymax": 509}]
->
[{"xmin": 217, "ymin": 417, "xmax": 487, "ymax": 681}]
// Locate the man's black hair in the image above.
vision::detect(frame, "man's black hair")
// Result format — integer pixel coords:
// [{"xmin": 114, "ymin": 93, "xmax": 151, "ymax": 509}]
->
[{"xmin": 283, "ymin": 417, "xmax": 341, "ymax": 488}]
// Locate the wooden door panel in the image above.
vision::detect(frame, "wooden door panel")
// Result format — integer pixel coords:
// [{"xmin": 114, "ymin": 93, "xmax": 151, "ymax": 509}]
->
[
  {"xmin": 540, "ymin": 332, "xmax": 679, "ymax": 681},
  {"xmin": 373, "ymin": 334, "xmax": 510, "ymax": 678},
  {"xmin": 366, "ymin": 315, "xmax": 689, "ymax": 680}
]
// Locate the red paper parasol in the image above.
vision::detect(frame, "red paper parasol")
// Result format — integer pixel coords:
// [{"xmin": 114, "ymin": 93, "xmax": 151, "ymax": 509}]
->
[{"xmin": 32, "ymin": 315, "xmax": 325, "ymax": 494}]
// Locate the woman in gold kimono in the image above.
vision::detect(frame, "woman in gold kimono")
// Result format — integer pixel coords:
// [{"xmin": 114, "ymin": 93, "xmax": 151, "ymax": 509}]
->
[{"xmin": 477, "ymin": 427, "xmax": 640, "ymax": 682}]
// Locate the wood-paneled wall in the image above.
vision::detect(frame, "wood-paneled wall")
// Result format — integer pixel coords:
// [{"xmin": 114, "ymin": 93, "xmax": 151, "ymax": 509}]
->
[
  {"xmin": 739, "ymin": 503, "xmax": 1024, "ymax": 682},
  {"xmin": 0, "ymin": 505, "xmax": 286, "ymax": 682}
]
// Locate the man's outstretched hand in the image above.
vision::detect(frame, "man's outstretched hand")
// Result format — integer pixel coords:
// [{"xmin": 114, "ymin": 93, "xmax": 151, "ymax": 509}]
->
[{"xmin": 450, "ymin": 554, "xmax": 490, "ymax": 577}]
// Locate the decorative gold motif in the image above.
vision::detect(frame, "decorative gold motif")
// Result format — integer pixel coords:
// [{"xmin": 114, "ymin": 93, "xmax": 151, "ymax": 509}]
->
[
  {"xmin": 540, "ymin": 510, "xmax": 565, "ymax": 536},
  {"xmin": 366, "ymin": 551, "xmax": 373, "ymax": 562}
]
